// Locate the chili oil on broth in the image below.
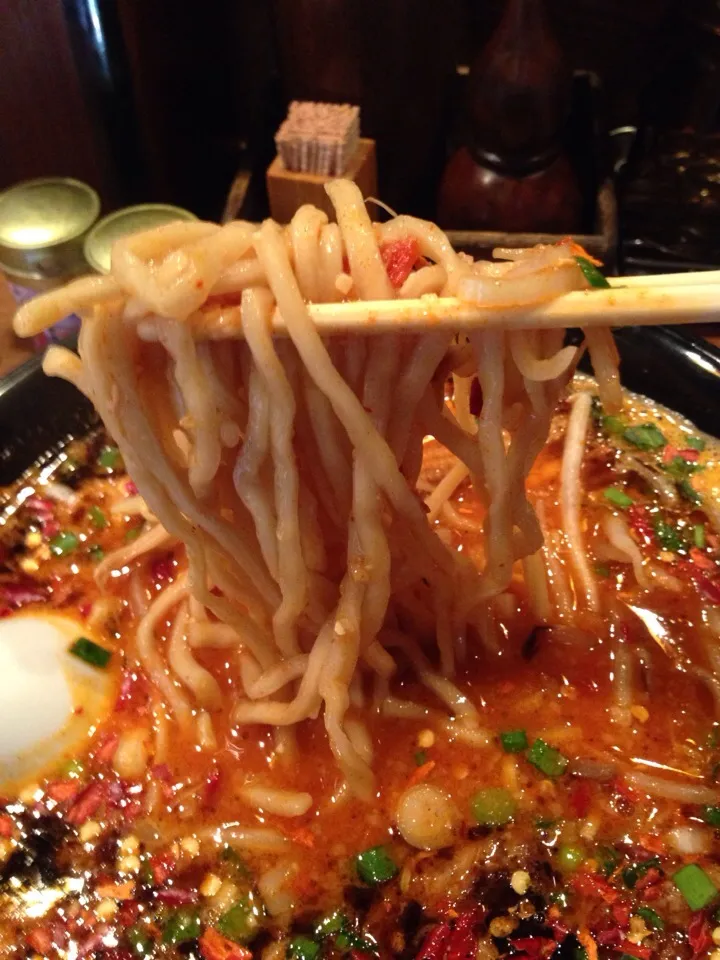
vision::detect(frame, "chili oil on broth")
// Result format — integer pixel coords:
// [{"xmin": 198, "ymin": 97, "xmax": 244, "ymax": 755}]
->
[{"xmin": 1, "ymin": 388, "xmax": 720, "ymax": 958}]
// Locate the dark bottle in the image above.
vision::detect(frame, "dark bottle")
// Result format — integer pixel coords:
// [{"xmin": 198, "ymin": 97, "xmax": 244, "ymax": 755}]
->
[{"xmin": 437, "ymin": 0, "xmax": 581, "ymax": 233}]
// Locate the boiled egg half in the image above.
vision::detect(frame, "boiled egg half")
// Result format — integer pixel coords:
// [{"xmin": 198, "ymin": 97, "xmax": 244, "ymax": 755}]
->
[{"xmin": 0, "ymin": 612, "xmax": 115, "ymax": 789}]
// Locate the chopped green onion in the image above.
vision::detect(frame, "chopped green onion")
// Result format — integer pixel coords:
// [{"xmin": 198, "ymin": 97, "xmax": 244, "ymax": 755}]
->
[
  {"xmin": 526, "ymin": 738, "xmax": 568, "ymax": 778},
  {"xmin": 355, "ymin": 845, "xmax": 397, "ymax": 885},
  {"xmin": 602, "ymin": 414, "xmax": 626, "ymax": 436},
  {"xmin": 126, "ymin": 922, "xmax": 154, "ymax": 955},
  {"xmin": 59, "ymin": 758, "xmax": 84, "ymax": 779},
  {"xmin": 49, "ymin": 531, "xmax": 79, "ymax": 556},
  {"xmin": 636, "ymin": 906, "xmax": 664, "ymax": 931},
  {"xmin": 288, "ymin": 936, "xmax": 321, "ymax": 960},
  {"xmin": 500, "ymin": 729, "xmax": 528, "ymax": 754},
  {"xmin": 575, "ymin": 256, "xmax": 611, "ymax": 289},
  {"xmin": 88, "ymin": 504, "xmax": 107, "ymax": 530},
  {"xmin": 335, "ymin": 929, "xmax": 377, "ymax": 954},
  {"xmin": 695, "ymin": 525, "xmax": 707, "ymax": 549},
  {"xmin": 574, "ymin": 947, "xmax": 588, "ymax": 960},
  {"xmin": 414, "ymin": 750, "xmax": 427, "ymax": 766},
  {"xmin": 594, "ymin": 563, "xmax": 611, "ymax": 578},
  {"xmin": 653, "ymin": 518, "xmax": 683, "ymax": 552},
  {"xmin": 217, "ymin": 896, "xmax": 263, "ymax": 943},
  {"xmin": 595, "ymin": 844, "xmax": 621, "ymax": 877},
  {"xmin": 97, "ymin": 445, "xmax": 123, "ymax": 471},
  {"xmin": 535, "ymin": 817, "xmax": 557, "ymax": 830},
  {"xmin": 700, "ymin": 805, "xmax": 720, "ymax": 827},
  {"xmin": 220, "ymin": 844, "xmax": 252, "ymax": 879},
  {"xmin": 125, "ymin": 526, "xmax": 142, "ymax": 543},
  {"xmin": 672, "ymin": 863, "xmax": 718, "ymax": 910},
  {"xmin": 663, "ymin": 456, "xmax": 700, "ymax": 480},
  {"xmin": 69, "ymin": 637, "xmax": 112, "ymax": 669},
  {"xmin": 557, "ymin": 844, "xmax": 585, "ymax": 872},
  {"xmin": 470, "ymin": 787, "xmax": 516, "ymax": 826},
  {"xmin": 603, "ymin": 486, "xmax": 634, "ymax": 509},
  {"xmin": 314, "ymin": 911, "xmax": 347, "ymax": 939},
  {"xmin": 88, "ymin": 545, "xmax": 105, "ymax": 562},
  {"xmin": 623, "ymin": 423, "xmax": 667, "ymax": 451},
  {"xmin": 162, "ymin": 906, "xmax": 202, "ymax": 945},
  {"xmin": 679, "ymin": 478, "xmax": 703, "ymax": 505},
  {"xmin": 549, "ymin": 890, "xmax": 570, "ymax": 908},
  {"xmin": 687, "ymin": 436, "xmax": 707, "ymax": 451},
  {"xmin": 623, "ymin": 856, "xmax": 660, "ymax": 889}
]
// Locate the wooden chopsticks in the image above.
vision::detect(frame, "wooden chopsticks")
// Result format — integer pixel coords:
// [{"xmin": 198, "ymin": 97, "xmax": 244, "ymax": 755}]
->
[{"xmin": 190, "ymin": 271, "xmax": 720, "ymax": 339}]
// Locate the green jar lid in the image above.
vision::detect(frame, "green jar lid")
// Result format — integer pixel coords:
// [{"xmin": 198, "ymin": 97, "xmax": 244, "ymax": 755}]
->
[
  {"xmin": 84, "ymin": 203, "xmax": 198, "ymax": 274},
  {"xmin": 0, "ymin": 177, "xmax": 100, "ymax": 282}
]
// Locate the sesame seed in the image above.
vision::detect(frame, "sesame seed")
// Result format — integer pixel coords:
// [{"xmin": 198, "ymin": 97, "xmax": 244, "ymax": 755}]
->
[
  {"xmin": 95, "ymin": 899, "xmax": 118, "ymax": 920},
  {"xmin": 417, "ymin": 729, "xmax": 435, "ymax": 749},
  {"xmin": 79, "ymin": 821, "xmax": 102, "ymax": 843},
  {"xmin": 200, "ymin": 873, "xmax": 223, "ymax": 897},
  {"xmin": 117, "ymin": 855, "xmax": 141, "ymax": 875},
  {"xmin": 510, "ymin": 870, "xmax": 531, "ymax": 895},
  {"xmin": 180, "ymin": 836, "xmax": 200, "ymax": 857}
]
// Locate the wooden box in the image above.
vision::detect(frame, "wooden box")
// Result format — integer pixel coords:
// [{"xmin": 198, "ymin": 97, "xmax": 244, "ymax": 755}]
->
[{"xmin": 266, "ymin": 139, "xmax": 377, "ymax": 224}]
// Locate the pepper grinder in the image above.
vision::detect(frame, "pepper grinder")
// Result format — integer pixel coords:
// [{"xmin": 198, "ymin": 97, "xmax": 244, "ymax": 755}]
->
[{"xmin": 437, "ymin": 0, "xmax": 582, "ymax": 233}]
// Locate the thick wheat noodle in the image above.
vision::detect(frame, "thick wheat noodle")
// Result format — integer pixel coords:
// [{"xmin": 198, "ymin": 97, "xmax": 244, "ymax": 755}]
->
[
  {"xmin": 95, "ymin": 523, "xmax": 174, "ymax": 588},
  {"xmin": 252, "ymin": 220, "xmax": 456, "ymax": 580},
  {"xmin": 603, "ymin": 512, "xmax": 650, "ymax": 588},
  {"xmin": 417, "ymin": 392, "xmax": 486, "ymax": 483},
  {"xmin": 384, "ymin": 631, "xmax": 485, "ymax": 733},
  {"xmin": 43, "ymin": 345, "xmax": 92, "ymax": 397},
  {"xmin": 509, "ymin": 329, "xmax": 578, "ymax": 382},
  {"xmin": 320, "ymin": 578, "xmax": 374, "ymax": 799},
  {"xmin": 300, "ymin": 372, "xmax": 352, "ymax": 521},
  {"xmin": 157, "ymin": 321, "xmax": 224, "ymax": 497},
  {"xmin": 81, "ymin": 307, "xmax": 280, "ymax": 632},
  {"xmin": 290, "ymin": 205, "xmax": 328, "ymax": 302},
  {"xmin": 426, "ymin": 462, "xmax": 471, "ymax": 523},
  {"xmin": 327, "ymin": 180, "xmax": 394, "ymax": 301},
  {"xmin": 239, "ymin": 783, "xmax": 313, "ymax": 817},
  {"xmin": 318, "ymin": 223, "xmax": 343, "ymax": 302},
  {"xmin": 20, "ymin": 179, "xmax": 630, "ymax": 796},
  {"xmin": 167, "ymin": 602, "xmax": 223, "ymax": 709},
  {"xmin": 14, "ymin": 275, "xmax": 123, "ymax": 337},
  {"xmin": 354, "ymin": 335, "xmax": 399, "ymax": 645},
  {"xmin": 561, "ymin": 392, "xmax": 600, "ymax": 612},
  {"xmin": 386, "ymin": 332, "xmax": 452, "ymax": 463},
  {"xmin": 584, "ymin": 327, "xmax": 623, "ymax": 413},
  {"xmin": 232, "ymin": 360, "xmax": 279, "ymax": 579},
  {"xmin": 244, "ymin": 656, "xmax": 310, "ymax": 700},
  {"xmin": 378, "ymin": 215, "xmax": 465, "ymax": 293},
  {"xmin": 134, "ymin": 574, "xmax": 193, "ymax": 727},
  {"xmin": 189, "ymin": 622, "xmax": 243, "ymax": 649},
  {"xmin": 523, "ymin": 550, "xmax": 552, "ymax": 621},
  {"xmin": 399, "ymin": 263, "xmax": 447, "ymax": 299},
  {"xmin": 242, "ymin": 287, "xmax": 307, "ymax": 657},
  {"xmin": 469, "ymin": 330, "xmax": 514, "ymax": 598},
  {"xmin": 439, "ymin": 500, "xmax": 484, "ymax": 534}
]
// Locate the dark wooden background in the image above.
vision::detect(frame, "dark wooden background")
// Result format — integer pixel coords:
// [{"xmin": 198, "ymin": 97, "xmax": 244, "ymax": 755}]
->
[{"xmin": 0, "ymin": 0, "xmax": 700, "ymax": 220}]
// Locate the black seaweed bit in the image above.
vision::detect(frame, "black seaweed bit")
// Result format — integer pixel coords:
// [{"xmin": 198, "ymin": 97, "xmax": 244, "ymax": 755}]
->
[
  {"xmin": 521, "ymin": 626, "xmax": 550, "ymax": 661},
  {"xmin": 1, "ymin": 815, "xmax": 68, "ymax": 887},
  {"xmin": 555, "ymin": 933, "xmax": 584, "ymax": 959},
  {"xmin": 467, "ymin": 825, "xmax": 493, "ymax": 841},
  {"xmin": 399, "ymin": 900, "xmax": 425, "ymax": 943},
  {"xmin": 344, "ymin": 883, "xmax": 378, "ymax": 916},
  {"xmin": 177, "ymin": 941, "xmax": 202, "ymax": 959},
  {"xmin": 471, "ymin": 870, "xmax": 519, "ymax": 918}
]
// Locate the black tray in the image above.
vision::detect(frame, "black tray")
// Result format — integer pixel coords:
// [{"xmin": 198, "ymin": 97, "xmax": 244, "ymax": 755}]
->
[{"xmin": 1, "ymin": 328, "xmax": 719, "ymax": 488}]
